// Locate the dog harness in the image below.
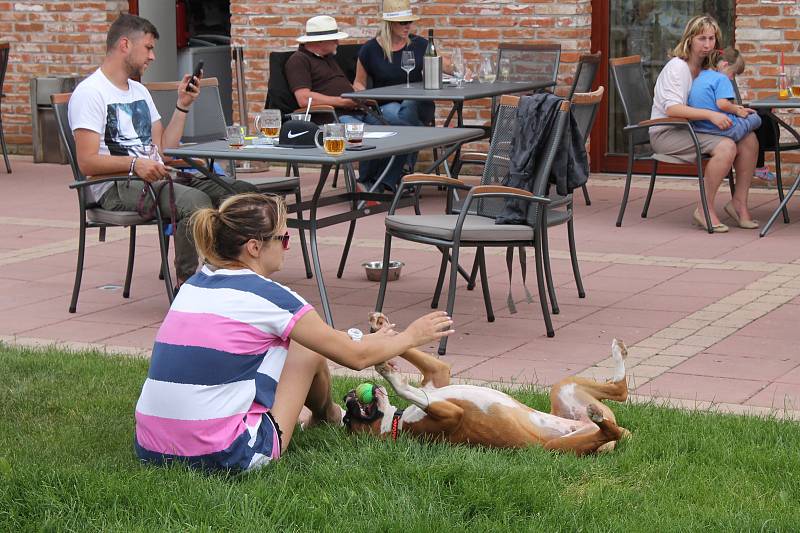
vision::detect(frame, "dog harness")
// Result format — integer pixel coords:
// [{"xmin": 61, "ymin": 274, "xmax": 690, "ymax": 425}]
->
[{"xmin": 390, "ymin": 409, "xmax": 404, "ymax": 441}]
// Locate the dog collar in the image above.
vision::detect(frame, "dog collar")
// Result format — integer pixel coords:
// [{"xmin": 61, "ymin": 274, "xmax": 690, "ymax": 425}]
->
[{"xmin": 390, "ymin": 409, "xmax": 404, "ymax": 441}]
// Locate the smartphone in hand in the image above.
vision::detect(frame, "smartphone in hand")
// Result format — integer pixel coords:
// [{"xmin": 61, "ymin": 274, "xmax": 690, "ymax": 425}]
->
[{"xmin": 189, "ymin": 60, "xmax": 204, "ymax": 90}]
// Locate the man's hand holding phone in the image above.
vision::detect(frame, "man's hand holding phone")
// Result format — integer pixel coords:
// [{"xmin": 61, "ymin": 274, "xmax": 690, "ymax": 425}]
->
[{"xmin": 177, "ymin": 61, "xmax": 203, "ymax": 110}]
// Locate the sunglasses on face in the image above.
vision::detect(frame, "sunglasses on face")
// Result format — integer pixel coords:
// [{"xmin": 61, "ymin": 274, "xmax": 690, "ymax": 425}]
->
[
  {"xmin": 394, "ymin": 21, "xmax": 413, "ymax": 26},
  {"xmin": 270, "ymin": 231, "xmax": 291, "ymax": 250}
]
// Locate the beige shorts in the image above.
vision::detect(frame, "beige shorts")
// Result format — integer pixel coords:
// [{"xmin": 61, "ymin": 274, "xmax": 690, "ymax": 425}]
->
[{"xmin": 649, "ymin": 127, "xmax": 727, "ymax": 163}]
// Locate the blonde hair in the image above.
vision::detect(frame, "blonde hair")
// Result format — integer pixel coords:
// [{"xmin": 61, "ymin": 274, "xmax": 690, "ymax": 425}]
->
[
  {"xmin": 671, "ymin": 15, "xmax": 722, "ymax": 69},
  {"xmin": 190, "ymin": 193, "xmax": 288, "ymax": 269},
  {"xmin": 376, "ymin": 20, "xmax": 410, "ymax": 61},
  {"xmin": 713, "ymin": 47, "xmax": 745, "ymax": 76}
]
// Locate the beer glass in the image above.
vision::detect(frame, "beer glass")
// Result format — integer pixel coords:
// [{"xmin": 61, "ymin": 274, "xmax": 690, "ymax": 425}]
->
[
  {"xmin": 255, "ymin": 109, "xmax": 281, "ymax": 140},
  {"xmin": 315, "ymin": 123, "xmax": 346, "ymax": 155},
  {"xmin": 790, "ymin": 66, "xmax": 800, "ymax": 98},
  {"xmin": 345, "ymin": 123, "xmax": 364, "ymax": 145},
  {"xmin": 226, "ymin": 125, "xmax": 245, "ymax": 149}
]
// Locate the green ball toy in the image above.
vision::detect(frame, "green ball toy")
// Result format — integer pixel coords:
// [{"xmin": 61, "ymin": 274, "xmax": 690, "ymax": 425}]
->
[{"xmin": 356, "ymin": 383, "xmax": 375, "ymax": 403}]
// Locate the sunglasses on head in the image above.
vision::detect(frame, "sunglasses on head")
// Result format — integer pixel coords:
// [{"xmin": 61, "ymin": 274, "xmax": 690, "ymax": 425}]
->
[{"xmin": 270, "ymin": 231, "xmax": 291, "ymax": 250}]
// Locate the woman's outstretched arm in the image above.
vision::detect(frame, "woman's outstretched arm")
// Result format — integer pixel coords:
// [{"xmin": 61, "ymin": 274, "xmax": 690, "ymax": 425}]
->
[{"xmin": 289, "ymin": 310, "xmax": 454, "ymax": 371}]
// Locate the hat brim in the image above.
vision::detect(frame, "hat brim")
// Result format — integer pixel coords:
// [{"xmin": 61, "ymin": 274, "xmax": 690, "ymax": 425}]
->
[
  {"xmin": 297, "ymin": 31, "xmax": 350, "ymax": 43},
  {"xmin": 383, "ymin": 15, "xmax": 420, "ymax": 22}
]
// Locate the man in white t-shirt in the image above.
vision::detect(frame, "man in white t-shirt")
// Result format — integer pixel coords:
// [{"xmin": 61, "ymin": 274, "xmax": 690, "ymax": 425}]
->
[{"xmin": 69, "ymin": 14, "xmax": 254, "ymax": 288}]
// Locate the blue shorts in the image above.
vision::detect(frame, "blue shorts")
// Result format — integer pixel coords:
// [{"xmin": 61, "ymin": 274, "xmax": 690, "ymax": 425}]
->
[{"xmin": 692, "ymin": 113, "xmax": 762, "ymax": 143}]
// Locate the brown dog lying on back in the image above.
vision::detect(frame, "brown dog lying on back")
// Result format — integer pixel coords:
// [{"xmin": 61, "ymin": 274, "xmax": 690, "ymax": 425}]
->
[{"xmin": 343, "ymin": 313, "xmax": 630, "ymax": 455}]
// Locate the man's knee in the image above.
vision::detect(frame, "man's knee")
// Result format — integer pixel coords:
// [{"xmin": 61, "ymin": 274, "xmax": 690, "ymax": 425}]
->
[
  {"xmin": 230, "ymin": 180, "xmax": 258, "ymax": 194},
  {"xmin": 174, "ymin": 183, "xmax": 213, "ymax": 217}
]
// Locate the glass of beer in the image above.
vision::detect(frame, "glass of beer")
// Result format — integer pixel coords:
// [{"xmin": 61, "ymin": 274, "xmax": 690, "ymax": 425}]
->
[
  {"xmin": 345, "ymin": 123, "xmax": 364, "ymax": 145},
  {"xmin": 790, "ymin": 67, "xmax": 800, "ymax": 97},
  {"xmin": 315, "ymin": 123, "xmax": 346, "ymax": 155},
  {"xmin": 255, "ymin": 109, "xmax": 281, "ymax": 141},
  {"xmin": 226, "ymin": 125, "xmax": 245, "ymax": 149}
]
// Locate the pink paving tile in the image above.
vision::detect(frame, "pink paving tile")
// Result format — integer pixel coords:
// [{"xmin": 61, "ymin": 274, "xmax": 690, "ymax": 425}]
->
[
  {"xmin": 414, "ymin": 332, "xmax": 529, "ymax": 358},
  {"xmin": 580, "ymin": 274, "xmax": 662, "ymax": 294},
  {"xmin": 746, "ymin": 382, "xmax": 800, "ymax": 410},
  {"xmin": 671, "ymin": 268, "xmax": 766, "ymax": 285},
  {"xmin": 498, "ymin": 339, "xmax": 611, "ymax": 366},
  {"xmin": 736, "ymin": 315, "xmax": 800, "ymax": 341},
  {"xmin": 101, "ymin": 326, "xmax": 159, "ymax": 351},
  {"xmin": 579, "ymin": 307, "xmax": 685, "ymax": 329},
  {"xmin": 551, "ymin": 322, "xmax": 654, "ymax": 346},
  {"xmin": 643, "ymin": 281, "xmax": 741, "ymax": 298},
  {"xmin": 617, "ymin": 293, "xmax": 716, "ymax": 312},
  {"xmin": 460, "ymin": 357, "xmax": 587, "ymax": 387},
  {"xmin": 775, "ymin": 364, "xmax": 800, "ymax": 385},
  {"xmin": 587, "ymin": 263, "xmax": 684, "ymax": 282},
  {"xmin": 706, "ymin": 335, "xmax": 800, "ymax": 362},
  {"xmin": 670, "ymin": 352, "xmax": 800, "ymax": 381},
  {"xmin": 19, "ymin": 319, "xmax": 145, "ymax": 343},
  {"xmin": 637, "ymin": 373, "xmax": 767, "ymax": 404}
]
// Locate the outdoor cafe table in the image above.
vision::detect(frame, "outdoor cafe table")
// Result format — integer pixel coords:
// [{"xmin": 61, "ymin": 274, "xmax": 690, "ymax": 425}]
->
[
  {"xmin": 341, "ymin": 80, "xmax": 555, "ymax": 128},
  {"xmin": 164, "ymin": 124, "xmax": 483, "ymax": 326},
  {"xmin": 746, "ymin": 97, "xmax": 800, "ymax": 237}
]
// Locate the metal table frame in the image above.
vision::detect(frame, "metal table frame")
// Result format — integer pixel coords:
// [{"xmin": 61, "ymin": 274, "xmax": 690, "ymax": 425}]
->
[
  {"xmin": 747, "ymin": 98, "xmax": 800, "ymax": 237},
  {"xmin": 165, "ymin": 125, "xmax": 483, "ymax": 326}
]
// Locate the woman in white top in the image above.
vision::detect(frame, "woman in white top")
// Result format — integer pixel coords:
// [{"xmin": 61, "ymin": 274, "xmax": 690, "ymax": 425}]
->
[{"xmin": 649, "ymin": 15, "xmax": 759, "ymax": 232}]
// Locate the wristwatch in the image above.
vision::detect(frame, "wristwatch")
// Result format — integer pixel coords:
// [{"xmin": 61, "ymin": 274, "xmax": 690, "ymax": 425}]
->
[{"xmin": 347, "ymin": 328, "xmax": 363, "ymax": 342}]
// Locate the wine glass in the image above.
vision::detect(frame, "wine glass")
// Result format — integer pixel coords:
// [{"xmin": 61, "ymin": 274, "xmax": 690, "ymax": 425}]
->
[
  {"xmin": 452, "ymin": 48, "xmax": 465, "ymax": 88},
  {"xmin": 401, "ymin": 51, "xmax": 415, "ymax": 88},
  {"xmin": 479, "ymin": 54, "xmax": 496, "ymax": 83},
  {"xmin": 499, "ymin": 57, "xmax": 512, "ymax": 82}
]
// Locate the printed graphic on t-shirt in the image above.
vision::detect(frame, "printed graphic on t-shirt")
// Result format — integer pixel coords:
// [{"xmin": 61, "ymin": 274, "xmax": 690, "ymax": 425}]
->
[{"xmin": 104, "ymin": 100, "xmax": 152, "ymax": 156}]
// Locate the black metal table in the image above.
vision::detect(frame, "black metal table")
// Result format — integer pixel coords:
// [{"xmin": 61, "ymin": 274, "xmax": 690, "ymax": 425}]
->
[
  {"xmin": 342, "ymin": 80, "xmax": 554, "ymax": 128},
  {"xmin": 746, "ymin": 98, "xmax": 800, "ymax": 237},
  {"xmin": 165, "ymin": 125, "xmax": 483, "ymax": 326}
]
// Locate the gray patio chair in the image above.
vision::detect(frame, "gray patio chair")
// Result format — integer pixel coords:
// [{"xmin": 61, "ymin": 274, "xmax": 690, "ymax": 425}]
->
[
  {"xmin": 610, "ymin": 55, "xmax": 733, "ymax": 233},
  {"xmin": 146, "ymin": 78, "xmax": 312, "ymax": 278},
  {"xmin": 375, "ymin": 95, "xmax": 573, "ymax": 355},
  {"xmin": 454, "ymin": 43, "xmax": 562, "ymax": 177},
  {"xmin": 567, "ymin": 52, "xmax": 601, "ymax": 206},
  {"xmin": 0, "ymin": 42, "xmax": 10, "ymax": 173},
  {"xmin": 52, "ymin": 92, "xmax": 174, "ymax": 313}
]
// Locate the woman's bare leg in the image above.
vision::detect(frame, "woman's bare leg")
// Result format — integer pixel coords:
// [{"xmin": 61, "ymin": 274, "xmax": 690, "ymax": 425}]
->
[
  {"xmin": 730, "ymin": 132, "xmax": 758, "ymax": 222},
  {"xmin": 699, "ymin": 139, "xmax": 737, "ymax": 226},
  {"xmin": 271, "ymin": 343, "xmax": 342, "ymax": 454}
]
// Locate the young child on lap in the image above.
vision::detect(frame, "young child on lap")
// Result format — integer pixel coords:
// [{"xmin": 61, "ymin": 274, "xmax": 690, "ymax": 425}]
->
[{"xmin": 688, "ymin": 47, "xmax": 761, "ymax": 143}]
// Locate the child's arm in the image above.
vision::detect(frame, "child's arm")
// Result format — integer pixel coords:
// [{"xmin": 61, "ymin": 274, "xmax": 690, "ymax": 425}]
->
[{"xmin": 716, "ymin": 98, "xmax": 756, "ymax": 118}]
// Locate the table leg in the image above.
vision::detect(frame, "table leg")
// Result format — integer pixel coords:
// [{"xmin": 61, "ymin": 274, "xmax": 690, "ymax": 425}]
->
[
  {"xmin": 308, "ymin": 166, "xmax": 334, "ymax": 326},
  {"xmin": 760, "ymin": 172, "xmax": 800, "ymax": 237}
]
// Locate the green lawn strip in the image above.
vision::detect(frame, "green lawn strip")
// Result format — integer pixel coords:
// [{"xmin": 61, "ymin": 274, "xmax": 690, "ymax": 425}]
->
[{"xmin": 0, "ymin": 344, "xmax": 798, "ymax": 531}]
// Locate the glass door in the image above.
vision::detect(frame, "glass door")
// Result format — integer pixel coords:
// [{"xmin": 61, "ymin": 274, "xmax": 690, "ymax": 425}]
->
[{"xmin": 590, "ymin": 0, "xmax": 734, "ymax": 174}]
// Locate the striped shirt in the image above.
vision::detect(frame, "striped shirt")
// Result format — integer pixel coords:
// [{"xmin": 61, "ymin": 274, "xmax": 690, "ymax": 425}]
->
[{"xmin": 134, "ymin": 266, "xmax": 313, "ymax": 471}]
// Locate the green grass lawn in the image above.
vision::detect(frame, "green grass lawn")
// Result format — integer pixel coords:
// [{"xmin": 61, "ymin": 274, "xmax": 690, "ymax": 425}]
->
[{"xmin": 1, "ymin": 344, "xmax": 799, "ymax": 531}]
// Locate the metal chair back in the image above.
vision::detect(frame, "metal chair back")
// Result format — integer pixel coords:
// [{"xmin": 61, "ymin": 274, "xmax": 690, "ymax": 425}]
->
[
  {"xmin": 571, "ymin": 86, "xmax": 605, "ymax": 143},
  {"xmin": 52, "ymin": 93, "xmax": 87, "ymax": 186},
  {"xmin": 609, "ymin": 55, "xmax": 652, "ymax": 148},
  {"xmin": 497, "ymin": 42, "xmax": 561, "ymax": 87},
  {"xmin": 567, "ymin": 52, "xmax": 601, "ymax": 100},
  {"xmin": 146, "ymin": 77, "xmax": 226, "ymax": 143}
]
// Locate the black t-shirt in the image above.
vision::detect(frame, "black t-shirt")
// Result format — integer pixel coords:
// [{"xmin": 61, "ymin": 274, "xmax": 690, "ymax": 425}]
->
[{"xmin": 358, "ymin": 35, "xmax": 428, "ymax": 89}]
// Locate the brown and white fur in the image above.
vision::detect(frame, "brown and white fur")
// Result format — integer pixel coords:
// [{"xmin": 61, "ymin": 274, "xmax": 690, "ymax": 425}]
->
[{"xmin": 344, "ymin": 315, "xmax": 630, "ymax": 455}]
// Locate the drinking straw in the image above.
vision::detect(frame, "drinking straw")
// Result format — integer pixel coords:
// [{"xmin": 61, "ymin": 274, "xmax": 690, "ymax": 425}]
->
[
  {"xmin": 781, "ymin": 51, "xmax": 785, "ymax": 71},
  {"xmin": 304, "ymin": 97, "xmax": 312, "ymax": 121}
]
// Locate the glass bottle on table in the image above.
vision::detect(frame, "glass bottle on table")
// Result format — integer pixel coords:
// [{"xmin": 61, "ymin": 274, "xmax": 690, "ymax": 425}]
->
[{"xmin": 778, "ymin": 66, "xmax": 789, "ymax": 100}]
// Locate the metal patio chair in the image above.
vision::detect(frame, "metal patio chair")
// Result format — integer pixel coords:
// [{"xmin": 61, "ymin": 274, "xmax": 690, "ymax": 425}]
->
[
  {"xmin": 52, "ymin": 92, "xmax": 174, "ymax": 313},
  {"xmin": 375, "ymin": 96, "xmax": 573, "ymax": 354},
  {"xmin": 0, "ymin": 42, "xmax": 11, "ymax": 173},
  {"xmin": 567, "ymin": 52, "xmax": 601, "ymax": 205}
]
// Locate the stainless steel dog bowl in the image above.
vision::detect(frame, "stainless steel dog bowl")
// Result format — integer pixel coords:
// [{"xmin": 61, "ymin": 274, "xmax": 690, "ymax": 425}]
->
[{"xmin": 362, "ymin": 260, "xmax": 404, "ymax": 282}]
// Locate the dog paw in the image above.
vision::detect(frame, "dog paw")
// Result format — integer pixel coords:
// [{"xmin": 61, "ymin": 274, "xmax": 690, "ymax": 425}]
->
[
  {"xmin": 611, "ymin": 338, "xmax": 628, "ymax": 361},
  {"xmin": 368, "ymin": 312, "xmax": 390, "ymax": 333},
  {"xmin": 374, "ymin": 362, "xmax": 392, "ymax": 377},
  {"xmin": 586, "ymin": 404, "xmax": 605, "ymax": 425}
]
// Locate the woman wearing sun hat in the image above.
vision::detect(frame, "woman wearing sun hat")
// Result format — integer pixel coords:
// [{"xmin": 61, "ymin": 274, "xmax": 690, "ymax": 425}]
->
[{"xmin": 353, "ymin": 0, "xmax": 434, "ymax": 188}]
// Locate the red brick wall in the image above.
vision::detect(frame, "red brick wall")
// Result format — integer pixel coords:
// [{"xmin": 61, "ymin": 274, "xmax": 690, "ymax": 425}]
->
[
  {"xmin": 0, "ymin": 1, "xmax": 128, "ymax": 154},
  {"xmin": 228, "ymin": 0, "xmax": 593, "ymax": 131}
]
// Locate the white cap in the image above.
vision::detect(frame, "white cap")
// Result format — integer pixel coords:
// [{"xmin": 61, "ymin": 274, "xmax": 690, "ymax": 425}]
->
[{"xmin": 347, "ymin": 328, "xmax": 364, "ymax": 342}]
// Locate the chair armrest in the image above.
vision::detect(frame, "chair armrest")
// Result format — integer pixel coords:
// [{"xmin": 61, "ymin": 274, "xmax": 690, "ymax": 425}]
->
[
  {"xmin": 469, "ymin": 185, "xmax": 550, "ymax": 203},
  {"xmin": 459, "ymin": 152, "xmax": 488, "ymax": 163},
  {"xmin": 400, "ymin": 173, "xmax": 468, "ymax": 188},
  {"xmin": 638, "ymin": 117, "xmax": 690, "ymax": 127},
  {"xmin": 292, "ymin": 105, "xmax": 336, "ymax": 114},
  {"xmin": 70, "ymin": 174, "xmax": 141, "ymax": 189},
  {"xmin": 774, "ymin": 115, "xmax": 800, "ymax": 145}
]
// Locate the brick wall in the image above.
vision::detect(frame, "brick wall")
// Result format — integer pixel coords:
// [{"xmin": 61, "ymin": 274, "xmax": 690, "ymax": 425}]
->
[
  {"xmin": 228, "ymin": 0, "xmax": 592, "ymax": 132},
  {"xmin": 0, "ymin": 1, "xmax": 128, "ymax": 155}
]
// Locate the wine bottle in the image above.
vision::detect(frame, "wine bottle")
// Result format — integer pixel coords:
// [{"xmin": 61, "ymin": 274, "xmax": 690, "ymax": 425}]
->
[{"xmin": 425, "ymin": 29, "xmax": 437, "ymax": 57}]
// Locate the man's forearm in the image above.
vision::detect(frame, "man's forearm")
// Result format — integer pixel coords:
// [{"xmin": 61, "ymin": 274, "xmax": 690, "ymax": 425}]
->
[
  {"xmin": 78, "ymin": 153, "xmax": 134, "ymax": 179},
  {"xmin": 162, "ymin": 111, "xmax": 187, "ymax": 151}
]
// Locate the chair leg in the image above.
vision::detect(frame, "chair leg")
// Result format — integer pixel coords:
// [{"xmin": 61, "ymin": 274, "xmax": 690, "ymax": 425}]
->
[
  {"xmin": 533, "ymin": 233, "xmax": 555, "ymax": 338},
  {"xmin": 641, "ymin": 159, "xmax": 658, "ymax": 218},
  {"xmin": 541, "ymin": 220, "xmax": 559, "ymax": 315},
  {"xmin": 775, "ymin": 148, "xmax": 791, "ymax": 224},
  {"xmin": 477, "ymin": 247, "xmax": 494, "ymax": 322},
  {"xmin": 467, "ymin": 253, "xmax": 480, "ymax": 290},
  {"xmin": 375, "ymin": 233, "xmax": 394, "ymax": 313},
  {"xmin": 155, "ymin": 221, "xmax": 174, "ymax": 304},
  {"xmin": 438, "ymin": 243, "xmax": 462, "ymax": 355},
  {"xmin": 69, "ymin": 222, "xmax": 88, "ymax": 313},
  {"xmin": 0, "ymin": 114, "xmax": 10, "ymax": 173},
  {"xmin": 336, "ymin": 220, "xmax": 357, "ymax": 278},
  {"xmin": 123, "ymin": 226, "xmax": 136, "ymax": 299},
  {"xmin": 581, "ymin": 183, "xmax": 591, "ymax": 206},
  {"xmin": 727, "ymin": 171, "xmax": 735, "ymax": 196},
  {"xmin": 616, "ymin": 142, "xmax": 635, "ymax": 227},
  {"xmin": 696, "ymin": 159, "xmax": 713, "ymax": 234},
  {"xmin": 567, "ymin": 213, "xmax": 585, "ymax": 298},
  {"xmin": 332, "ymin": 165, "xmax": 340, "ymax": 188},
  {"xmin": 431, "ymin": 247, "xmax": 449, "ymax": 309},
  {"xmin": 158, "ymin": 234, "xmax": 170, "ymax": 280},
  {"xmin": 294, "ymin": 187, "xmax": 312, "ymax": 279}
]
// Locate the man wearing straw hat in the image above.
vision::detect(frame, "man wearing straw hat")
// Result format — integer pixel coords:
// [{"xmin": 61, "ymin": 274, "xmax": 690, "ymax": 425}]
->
[{"xmin": 286, "ymin": 15, "xmax": 366, "ymax": 121}]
